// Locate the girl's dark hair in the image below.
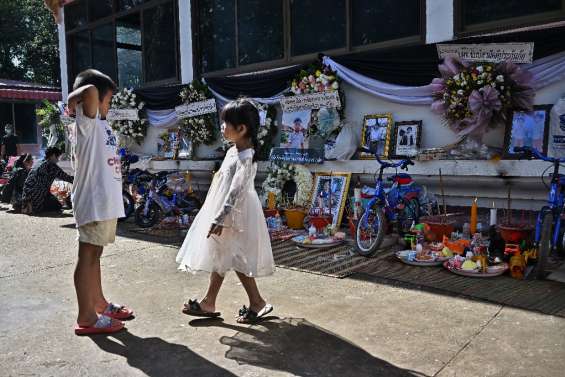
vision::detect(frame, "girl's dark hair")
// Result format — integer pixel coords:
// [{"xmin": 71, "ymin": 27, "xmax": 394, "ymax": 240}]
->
[
  {"xmin": 45, "ymin": 146, "xmax": 62, "ymax": 159},
  {"xmin": 73, "ymin": 69, "xmax": 117, "ymax": 101},
  {"xmin": 220, "ymin": 98, "xmax": 260, "ymax": 162}
]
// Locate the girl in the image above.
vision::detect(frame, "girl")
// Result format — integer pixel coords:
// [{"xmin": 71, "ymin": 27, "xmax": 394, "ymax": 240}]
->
[{"xmin": 176, "ymin": 99, "xmax": 275, "ymax": 323}]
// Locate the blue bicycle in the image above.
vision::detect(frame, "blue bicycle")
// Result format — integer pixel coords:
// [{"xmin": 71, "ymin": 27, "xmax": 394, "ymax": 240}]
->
[
  {"xmin": 355, "ymin": 149, "xmax": 421, "ymax": 257},
  {"xmin": 515, "ymin": 146, "xmax": 565, "ymax": 279}
]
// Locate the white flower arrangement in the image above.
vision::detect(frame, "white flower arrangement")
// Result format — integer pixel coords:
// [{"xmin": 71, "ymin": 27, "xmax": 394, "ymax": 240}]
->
[
  {"xmin": 262, "ymin": 164, "xmax": 313, "ymax": 208},
  {"xmin": 179, "ymin": 81, "xmax": 217, "ymax": 146},
  {"xmin": 109, "ymin": 88, "xmax": 147, "ymax": 144}
]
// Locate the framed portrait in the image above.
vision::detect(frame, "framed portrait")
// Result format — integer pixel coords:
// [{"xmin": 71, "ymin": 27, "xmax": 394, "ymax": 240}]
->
[
  {"xmin": 503, "ymin": 105, "xmax": 553, "ymax": 158},
  {"xmin": 360, "ymin": 114, "xmax": 393, "ymax": 159},
  {"xmin": 280, "ymin": 110, "xmax": 312, "ymax": 149},
  {"xmin": 309, "ymin": 172, "xmax": 352, "ymax": 228},
  {"xmin": 391, "ymin": 121, "xmax": 422, "ymax": 158}
]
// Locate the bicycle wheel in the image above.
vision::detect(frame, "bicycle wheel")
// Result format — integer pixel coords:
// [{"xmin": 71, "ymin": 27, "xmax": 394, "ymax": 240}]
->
[
  {"xmin": 355, "ymin": 206, "xmax": 386, "ymax": 257},
  {"xmin": 119, "ymin": 191, "xmax": 135, "ymax": 222},
  {"xmin": 536, "ymin": 213, "xmax": 552, "ymax": 279},
  {"xmin": 135, "ymin": 201, "xmax": 161, "ymax": 228}
]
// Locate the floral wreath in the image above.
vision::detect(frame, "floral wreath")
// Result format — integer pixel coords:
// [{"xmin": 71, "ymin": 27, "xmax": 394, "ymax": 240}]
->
[
  {"xmin": 289, "ymin": 63, "xmax": 345, "ymax": 136},
  {"xmin": 109, "ymin": 88, "xmax": 148, "ymax": 145},
  {"xmin": 431, "ymin": 56, "xmax": 534, "ymax": 137},
  {"xmin": 36, "ymin": 100, "xmax": 66, "ymax": 151},
  {"xmin": 179, "ymin": 80, "xmax": 217, "ymax": 146},
  {"xmin": 262, "ymin": 164, "xmax": 313, "ymax": 208}
]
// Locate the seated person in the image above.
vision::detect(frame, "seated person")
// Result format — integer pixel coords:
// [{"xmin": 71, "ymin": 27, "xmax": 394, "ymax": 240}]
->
[
  {"xmin": 22, "ymin": 147, "xmax": 73, "ymax": 214},
  {"xmin": 1, "ymin": 154, "xmax": 33, "ymax": 211}
]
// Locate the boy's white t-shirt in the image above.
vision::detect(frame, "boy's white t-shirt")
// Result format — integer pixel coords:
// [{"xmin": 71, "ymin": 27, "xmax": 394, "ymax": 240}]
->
[{"xmin": 71, "ymin": 105, "xmax": 125, "ymax": 227}]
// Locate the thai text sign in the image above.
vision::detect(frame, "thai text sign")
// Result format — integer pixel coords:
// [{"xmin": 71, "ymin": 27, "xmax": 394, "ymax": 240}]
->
[
  {"xmin": 175, "ymin": 98, "xmax": 217, "ymax": 119},
  {"xmin": 269, "ymin": 147, "xmax": 324, "ymax": 164},
  {"xmin": 106, "ymin": 109, "xmax": 139, "ymax": 121},
  {"xmin": 280, "ymin": 91, "xmax": 341, "ymax": 113},
  {"xmin": 437, "ymin": 43, "xmax": 534, "ymax": 64}
]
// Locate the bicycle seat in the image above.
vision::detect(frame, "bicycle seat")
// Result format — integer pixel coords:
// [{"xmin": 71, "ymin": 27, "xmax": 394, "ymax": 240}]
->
[{"xmin": 387, "ymin": 174, "xmax": 413, "ymax": 185}]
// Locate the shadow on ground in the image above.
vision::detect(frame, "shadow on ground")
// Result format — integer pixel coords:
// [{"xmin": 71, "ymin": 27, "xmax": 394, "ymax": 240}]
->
[
  {"xmin": 190, "ymin": 317, "xmax": 426, "ymax": 377},
  {"xmin": 90, "ymin": 330, "xmax": 237, "ymax": 377}
]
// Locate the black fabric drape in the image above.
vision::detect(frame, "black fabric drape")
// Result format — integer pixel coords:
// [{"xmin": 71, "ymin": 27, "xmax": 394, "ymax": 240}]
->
[
  {"xmin": 332, "ymin": 25, "xmax": 565, "ymax": 86},
  {"xmin": 133, "ymin": 25, "xmax": 565, "ymax": 108},
  {"xmin": 205, "ymin": 64, "xmax": 308, "ymax": 99},
  {"xmin": 134, "ymin": 84, "xmax": 185, "ymax": 110}
]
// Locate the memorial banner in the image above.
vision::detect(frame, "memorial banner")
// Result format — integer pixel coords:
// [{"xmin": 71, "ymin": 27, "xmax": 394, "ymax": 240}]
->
[
  {"xmin": 269, "ymin": 148, "xmax": 324, "ymax": 164},
  {"xmin": 175, "ymin": 98, "xmax": 217, "ymax": 119},
  {"xmin": 437, "ymin": 43, "xmax": 534, "ymax": 63},
  {"xmin": 106, "ymin": 109, "xmax": 139, "ymax": 121},
  {"xmin": 280, "ymin": 91, "xmax": 341, "ymax": 113}
]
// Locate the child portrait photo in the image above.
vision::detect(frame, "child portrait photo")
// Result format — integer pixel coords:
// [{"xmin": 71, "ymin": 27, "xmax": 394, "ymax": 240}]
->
[{"xmin": 280, "ymin": 110, "xmax": 312, "ymax": 149}]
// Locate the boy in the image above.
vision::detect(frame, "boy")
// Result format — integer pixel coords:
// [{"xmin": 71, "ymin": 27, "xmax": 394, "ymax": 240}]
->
[{"xmin": 68, "ymin": 69, "xmax": 132, "ymax": 335}]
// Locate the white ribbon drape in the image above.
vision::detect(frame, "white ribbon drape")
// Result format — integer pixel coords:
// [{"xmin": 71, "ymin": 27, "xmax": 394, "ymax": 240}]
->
[
  {"xmin": 323, "ymin": 51, "xmax": 565, "ymax": 105},
  {"xmin": 144, "ymin": 50, "xmax": 565, "ymax": 128}
]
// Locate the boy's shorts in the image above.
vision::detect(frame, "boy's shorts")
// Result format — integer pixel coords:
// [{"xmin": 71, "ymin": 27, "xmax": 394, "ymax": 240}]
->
[{"xmin": 77, "ymin": 219, "xmax": 118, "ymax": 247}]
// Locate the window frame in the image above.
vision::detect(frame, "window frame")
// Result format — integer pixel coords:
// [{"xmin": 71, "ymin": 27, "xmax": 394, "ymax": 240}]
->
[
  {"xmin": 193, "ymin": 0, "xmax": 427, "ymax": 78},
  {"xmin": 454, "ymin": 0, "xmax": 565, "ymax": 37},
  {"xmin": 65, "ymin": 0, "xmax": 180, "ymax": 89}
]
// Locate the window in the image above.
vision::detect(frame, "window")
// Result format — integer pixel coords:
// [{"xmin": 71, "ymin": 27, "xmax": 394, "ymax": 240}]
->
[
  {"xmin": 195, "ymin": 0, "xmax": 426, "ymax": 76},
  {"xmin": 65, "ymin": 0, "xmax": 179, "ymax": 89},
  {"xmin": 116, "ymin": 14, "xmax": 143, "ymax": 88},
  {"xmin": 14, "ymin": 104, "xmax": 38, "ymax": 144},
  {"xmin": 0, "ymin": 102, "xmax": 38, "ymax": 144},
  {"xmin": 291, "ymin": 0, "xmax": 346, "ymax": 56},
  {"xmin": 456, "ymin": 0, "xmax": 565, "ymax": 34},
  {"xmin": 143, "ymin": 3, "xmax": 178, "ymax": 82}
]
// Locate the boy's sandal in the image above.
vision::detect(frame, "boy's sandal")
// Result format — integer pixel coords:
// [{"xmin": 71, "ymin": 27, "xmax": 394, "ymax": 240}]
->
[
  {"xmin": 182, "ymin": 299, "xmax": 221, "ymax": 317},
  {"xmin": 237, "ymin": 304, "xmax": 273, "ymax": 324},
  {"xmin": 103, "ymin": 302, "xmax": 134, "ymax": 320},
  {"xmin": 75, "ymin": 315, "xmax": 125, "ymax": 336}
]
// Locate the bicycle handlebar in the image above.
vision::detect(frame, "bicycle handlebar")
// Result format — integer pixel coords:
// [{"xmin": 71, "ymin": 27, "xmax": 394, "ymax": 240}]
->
[
  {"xmin": 514, "ymin": 146, "xmax": 565, "ymax": 163},
  {"xmin": 360, "ymin": 147, "xmax": 414, "ymax": 170}
]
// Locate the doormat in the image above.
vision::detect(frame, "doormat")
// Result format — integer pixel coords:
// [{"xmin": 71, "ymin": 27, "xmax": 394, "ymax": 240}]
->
[
  {"xmin": 354, "ymin": 253, "xmax": 565, "ymax": 318},
  {"xmin": 272, "ymin": 238, "xmax": 399, "ymax": 279}
]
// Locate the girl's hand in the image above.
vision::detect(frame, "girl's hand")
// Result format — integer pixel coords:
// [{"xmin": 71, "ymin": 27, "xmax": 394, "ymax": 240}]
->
[{"xmin": 207, "ymin": 224, "xmax": 223, "ymax": 238}]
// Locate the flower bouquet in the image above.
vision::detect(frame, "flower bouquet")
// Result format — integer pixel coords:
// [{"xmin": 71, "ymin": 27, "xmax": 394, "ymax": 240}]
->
[
  {"xmin": 431, "ymin": 56, "xmax": 534, "ymax": 138},
  {"xmin": 109, "ymin": 88, "xmax": 148, "ymax": 145},
  {"xmin": 179, "ymin": 80, "xmax": 217, "ymax": 147}
]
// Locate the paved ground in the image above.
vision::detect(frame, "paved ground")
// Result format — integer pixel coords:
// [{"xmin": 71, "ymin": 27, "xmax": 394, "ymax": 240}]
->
[{"xmin": 1, "ymin": 206, "xmax": 565, "ymax": 377}]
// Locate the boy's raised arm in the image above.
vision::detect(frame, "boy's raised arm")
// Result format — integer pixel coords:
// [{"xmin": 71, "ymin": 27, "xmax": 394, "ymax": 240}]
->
[{"xmin": 67, "ymin": 85, "xmax": 99, "ymax": 119}]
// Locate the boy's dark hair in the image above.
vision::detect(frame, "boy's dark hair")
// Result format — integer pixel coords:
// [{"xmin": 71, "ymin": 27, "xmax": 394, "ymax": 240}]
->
[
  {"xmin": 73, "ymin": 69, "xmax": 117, "ymax": 101},
  {"xmin": 15, "ymin": 154, "xmax": 32, "ymax": 168},
  {"xmin": 220, "ymin": 98, "xmax": 260, "ymax": 162},
  {"xmin": 45, "ymin": 147, "xmax": 62, "ymax": 159}
]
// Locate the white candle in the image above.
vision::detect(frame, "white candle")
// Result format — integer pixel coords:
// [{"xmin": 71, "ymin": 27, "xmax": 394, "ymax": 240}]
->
[{"xmin": 490, "ymin": 207, "xmax": 497, "ymax": 226}]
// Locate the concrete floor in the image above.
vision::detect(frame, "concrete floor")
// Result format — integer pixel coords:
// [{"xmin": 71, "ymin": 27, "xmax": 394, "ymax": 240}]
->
[{"xmin": 1, "ymin": 205, "xmax": 564, "ymax": 377}]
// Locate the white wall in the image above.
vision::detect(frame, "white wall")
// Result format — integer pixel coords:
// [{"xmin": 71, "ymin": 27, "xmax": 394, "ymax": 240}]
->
[
  {"xmin": 426, "ymin": 0, "xmax": 454, "ymax": 43},
  {"xmin": 58, "ymin": 8, "xmax": 68, "ymax": 101},
  {"xmin": 178, "ymin": 0, "xmax": 194, "ymax": 83}
]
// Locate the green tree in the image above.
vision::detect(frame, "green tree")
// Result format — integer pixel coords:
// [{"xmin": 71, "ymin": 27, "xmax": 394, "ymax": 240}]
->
[{"xmin": 0, "ymin": 0, "xmax": 60, "ymax": 86}]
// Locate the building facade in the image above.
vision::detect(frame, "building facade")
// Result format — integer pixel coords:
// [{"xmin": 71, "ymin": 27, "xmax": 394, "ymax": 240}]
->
[{"xmin": 57, "ymin": 1, "xmax": 565, "ymax": 209}]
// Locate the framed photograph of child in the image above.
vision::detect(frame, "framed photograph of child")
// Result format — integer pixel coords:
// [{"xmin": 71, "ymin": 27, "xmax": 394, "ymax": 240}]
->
[
  {"xmin": 503, "ymin": 105, "xmax": 552, "ymax": 159},
  {"xmin": 309, "ymin": 172, "xmax": 352, "ymax": 228},
  {"xmin": 391, "ymin": 121, "xmax": 422, "ymax": 159},
  {"xmin": 360, "ymin": 114, "xmax": 393, "ymax": 159}
]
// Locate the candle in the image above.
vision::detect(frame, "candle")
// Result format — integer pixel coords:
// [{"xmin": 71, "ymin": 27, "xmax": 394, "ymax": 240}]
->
[
  {"xmin": 490, "ymin": 202, "xmax": 497, "ymax": 226},
  {"xmin": 470, "ymin": 198, "xmax": 478, "ymax": 234},
  {"xmin": 267, "ymin": 192, "xmax": 276, "ymax": 210}
]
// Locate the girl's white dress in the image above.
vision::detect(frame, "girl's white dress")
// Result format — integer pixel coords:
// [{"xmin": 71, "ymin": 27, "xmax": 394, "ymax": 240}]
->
[{"xmin": 176, "ymin": 147, "xmax": 275, "ymax": 277}]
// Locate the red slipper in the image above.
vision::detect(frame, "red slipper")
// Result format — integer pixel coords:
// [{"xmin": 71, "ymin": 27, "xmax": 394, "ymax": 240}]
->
[
  {"xmin": 103, "ymin": 303, "xmax": 134, "ymax": 320},
  {"xmin": 75, "ymin": 315, "xmax": 124, "ymax": 336}
]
